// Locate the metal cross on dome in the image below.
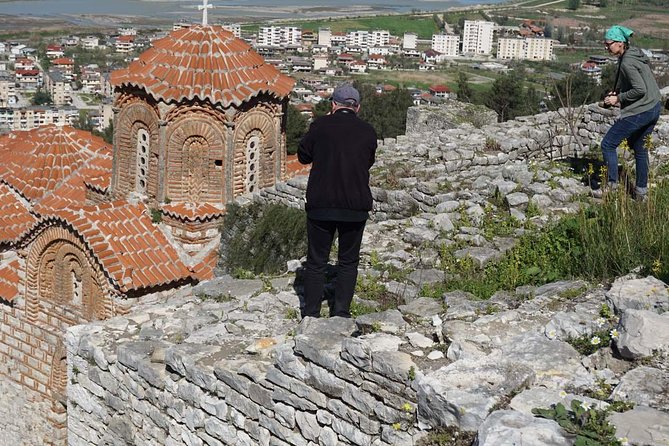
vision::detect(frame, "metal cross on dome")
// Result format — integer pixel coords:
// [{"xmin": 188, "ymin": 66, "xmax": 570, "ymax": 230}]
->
[{"xmin": 198, "ymin": 0, "xmax": 213, "ymax": 26}]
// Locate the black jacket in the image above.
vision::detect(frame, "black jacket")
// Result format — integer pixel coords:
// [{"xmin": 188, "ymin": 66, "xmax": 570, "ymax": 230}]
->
[{"xmin": 298, "ymin": 109, "xmax": 377, "ymax": 220}]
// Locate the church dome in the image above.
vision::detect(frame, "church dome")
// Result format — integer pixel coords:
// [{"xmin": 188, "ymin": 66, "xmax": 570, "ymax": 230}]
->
[{"xmin": 111, "ymin": 25, "xmax": 295, "ymax": 107}]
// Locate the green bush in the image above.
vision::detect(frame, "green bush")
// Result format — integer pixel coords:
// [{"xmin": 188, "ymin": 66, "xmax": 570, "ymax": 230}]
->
[{"xmin": 219, "ymin": 202, "xmax": 307, "ymax": 275}]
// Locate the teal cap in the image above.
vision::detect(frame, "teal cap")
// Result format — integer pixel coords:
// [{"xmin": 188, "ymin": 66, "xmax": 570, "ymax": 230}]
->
[{"xmin": 605, "ymin": 25, "xmax": 634, "ymax": 42}]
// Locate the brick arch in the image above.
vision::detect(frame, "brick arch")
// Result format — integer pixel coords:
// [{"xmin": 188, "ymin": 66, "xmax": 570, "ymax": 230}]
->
[
  {"xmin": 25, "ymin": 226, "xmax": 113, "ymax": 327},
  {"xmin": 165, "ymin": 114, "xmax": 226, "ymax": 203},
  {"xmin": 232, "ymin": 109, "xmax": 278, "ymax": 197},
  {"xmin": 114, "ymin": 100, "xmax": 160, "ymax": 199},
  {"xmin": 163, "ymin": 103, "xmax": 229, "ymax": 126}
]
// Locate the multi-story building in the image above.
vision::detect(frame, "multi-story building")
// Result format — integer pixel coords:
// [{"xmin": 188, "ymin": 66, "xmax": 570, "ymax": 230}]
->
[
  {"xmin": 0, "ymin": 106, "xmax": 77, "ymax": 131},
  {"xmin": 0, "ymin": 71, "xmax": 17, "ymax": 107},
  {"xmin": 45, "ymin": 70, "xmax": 72, "ymax": 106},
  {"xmin": 45, "ymin": 44, "xmax": 64, "ymax": 59},
  {"xmin": 313, "ymin": 53, "xmax": 329, "ymax": 71},
  {"xmin": 462, "ymin": 20, "xmax": 495, "ymax": 55},
  {"xmin": 15, "ymin": 68, "xmax": 41, "ymax": 91},
  {"xmin": 116, "ymin": 35, "xmax": 135, "ymax": 53},
  {"xmin": 403, "ymin": 32, "xmax": 417, "ymax": 50},
  {"xmin": 258, "ymin": 26, "xmax": 302, "ymax": 47},
  {"xmin": 80, "ymin": 64, "xmax": 103, "ymax": 94},
  {"xmin": 318, "ymin": 28, "xmax": 332, "ymax": 47},
  {"xmin": 497, "ymin": 37, "xmax": 554, "ymax": 61},
  {"xmin": 431, "ymin": 34, "xmax": 460, "ymax": 57},
  {"xmin": 118, "ymin": 27, "xmax": 137, "ymax": 36},
  {"xmin": 15, "ymin": 57, "xmax": 36, "ymax": 71},
  {"xmin": 51, "ymin": 57, "xmax": 75, "ymax": 81},
  {"xmin": 222, "ymin": 23, "xmax": 241, "ymax": 38},
  {"xmin": 81, "ymin": 36, "xmax": 100, "ymax": 50},
  {"xmin": 331, "ymin": 33, "xmax": 347, "ymax": 47},
  {"xmin": 369, "ymin": 30, "xmax": 390, "ymax": 47},
  {"xmin": 347, "ymin": 30, "xmax": 369, "ymax": 49}
]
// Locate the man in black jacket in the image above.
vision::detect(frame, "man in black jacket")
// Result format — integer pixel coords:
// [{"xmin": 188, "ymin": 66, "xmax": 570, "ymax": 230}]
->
[{"xmin": 297, "ymin": 84, "xmax": 377, "ymax": 318}]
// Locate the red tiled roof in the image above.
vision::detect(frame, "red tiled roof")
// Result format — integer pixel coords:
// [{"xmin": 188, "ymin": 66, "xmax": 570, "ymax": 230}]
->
[
  {"xmin": 16, "ymin": 69, "xmax": 40, "ymax": 76},
  {"xmin": 429, "ymin": 84, "xmax": 451, "ymax": 93},
  {"xmin": 0, "ymin": 259, "xmax": 20, "ymax": 304},
  {"xmin": 0, "ymin": 125, "xmax": 111, "ymax": 203},
  {"xmin": 161, "ymin": 202, "xmax": 225, "ymax": 221},
  {"xmin": 111, "ymin": 24, "xmax": 295, "ymax": 107},
  {"xmin": 117, "ymin": 35, "xmax": 135, "ymax": 42},
  {"xmin": 0, "ymin": 183, "xmax": 37, "ymax": 243},
  {"xmin": 52, "ymin": 57, "xmax": 74, "ymax": 65},
  {"xmin": 47, "ymin": 201, "xmax": 194, "ymax": 292}
]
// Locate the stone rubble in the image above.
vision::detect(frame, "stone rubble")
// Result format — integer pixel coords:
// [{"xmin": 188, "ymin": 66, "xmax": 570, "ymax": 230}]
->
[{"xmin": 67, "ymin": 104, "xmax": 669, "ymax": 445}]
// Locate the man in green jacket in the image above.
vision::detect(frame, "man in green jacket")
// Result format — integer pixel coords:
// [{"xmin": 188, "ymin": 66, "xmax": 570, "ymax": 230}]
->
[{"xmin": 601, "ymin": 25, "xmax": 661, "ymax": 200}]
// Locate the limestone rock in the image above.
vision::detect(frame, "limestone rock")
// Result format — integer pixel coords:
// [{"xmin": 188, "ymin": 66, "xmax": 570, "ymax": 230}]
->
[
  {"xmin": 416, "ymin": 357, "xmax": 535, "ymax": 432},
  {"xmin": 477, "ymin": 410, "xmax": 573, "ymax": 446},
  {"xmin": 606, "ymin": 276, "xmax": 669, "ymax": 314},
  {"xmin": 615, "ymin": 309, "xmax": 669, "ymax": 359}
]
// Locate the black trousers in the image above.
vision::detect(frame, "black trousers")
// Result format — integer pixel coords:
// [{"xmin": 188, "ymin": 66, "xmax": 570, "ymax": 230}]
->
[{"xmin": 301, "ymin": 218, "xmax": 366, "ymax": 318}]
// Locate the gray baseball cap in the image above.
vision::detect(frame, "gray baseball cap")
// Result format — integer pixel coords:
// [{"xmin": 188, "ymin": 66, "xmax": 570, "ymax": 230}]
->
[{"xmin": 331, "ymin": 84, "xmax": 360, "ymax": 106}]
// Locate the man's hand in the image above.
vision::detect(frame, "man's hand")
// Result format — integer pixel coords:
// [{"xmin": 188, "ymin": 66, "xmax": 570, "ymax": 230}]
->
[{"xmin": 604, "ymin": 93, "xmax": 619, "ymax": 107}]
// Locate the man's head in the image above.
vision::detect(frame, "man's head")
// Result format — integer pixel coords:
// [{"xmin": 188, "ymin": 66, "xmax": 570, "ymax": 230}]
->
[{"xmin": 331, "ymin": 84, "xmax": 360, "ymax": 112}]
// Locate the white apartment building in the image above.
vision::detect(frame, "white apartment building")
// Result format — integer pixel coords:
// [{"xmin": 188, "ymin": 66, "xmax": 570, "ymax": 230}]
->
[
  {"xmin": 331, "ymin": 33, "xmax": 347, "ymax": 46},
  {"xmin": 347, "ymin": 31, "xmax": 369, "ymax": 49},
  {"xmin": 462, "ymin": 20, "xmax": 495, "ymax": 55},
  {"xmin": 115, "ymin": 35, "xmax": 135, "ymax": 53},
  {"xmin": 222, "ymin": 23, "xmax": 241, "ymax": 38},
  {"xmin": 313, "ymin": 54, "xmax": 329, "ymax": 71},
  {"xmin": 431, "ymin": 34, "xmax": 460, "ymax": 57},
  {"xmin": 0, "ymin": 73, "xmax": 17, "ymax": 107},
  {"xmin": 497, "ymin": 37, "xmax": 554, "ymax": 61},
  {"xmin": 45, "ymin": 70, "xmax": 72, "ymax": 106},
  {"xmin": 403, "ymin": 33, "xmax": 417, "ymax": 50},
  {"xmin": 81, "ymin": 36, "xmax": 100, "ymax": 50},
  {"xmin": 369, "ymin": 30, "xmax": 390, "ymax": 47},
  {"xmin": 258, "ymin": 26, "xmax": 302, "ymax": 47},
  {"xmin": 118, "ymin": 27, "xmax": 137, "ymax": 36},
  {"xmin": 318, "ymin": 28, "xmax": 332, "ymax": 47},
  {"xmin": 0, "ymin": 106, "xmax": 77, "ymax": 131}
]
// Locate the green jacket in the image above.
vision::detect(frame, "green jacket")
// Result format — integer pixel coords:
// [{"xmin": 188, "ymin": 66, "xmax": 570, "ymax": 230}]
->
[{"xmin": 617, "ymin": 47, "xmax": 661, "ymax": 118}]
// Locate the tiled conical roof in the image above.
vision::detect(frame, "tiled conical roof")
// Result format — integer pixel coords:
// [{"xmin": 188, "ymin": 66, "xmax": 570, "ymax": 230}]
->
[
  {"xmin": 111, "ymin": 25, "xmax": 295, "ymax": 107},
  {"xmin": 0, "ymin": 125, "xmax": 111, "ymax": 203}
]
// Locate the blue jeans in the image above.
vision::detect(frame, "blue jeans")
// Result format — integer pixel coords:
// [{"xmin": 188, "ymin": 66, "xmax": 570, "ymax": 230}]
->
[{"xmin": 601, "ymin": 102, "xmax": 661, "ymax": 193}]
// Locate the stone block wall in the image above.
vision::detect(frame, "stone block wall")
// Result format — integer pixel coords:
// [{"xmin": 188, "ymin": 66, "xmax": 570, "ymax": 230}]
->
[
  {"xmin": 255, "ymin": 103, "xmax": 669, "ymax": 220},
  {"xmin": 65, "ymin": 298, "xmax": 421, "ymax": 446}
]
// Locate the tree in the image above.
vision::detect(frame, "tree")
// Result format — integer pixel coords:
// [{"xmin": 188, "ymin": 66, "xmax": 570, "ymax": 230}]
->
[
  {"xmin": 353, "ymin": 82, "xmax": 413, "ymax": 139},
  {"xmin": 549, "ymin": 71, "xmax": 603, "ymax": 110},
  {"xmin": 485, "ymin": 71, "xmax": 528, "ymax": 122},
  {"xmin": 74, "ymin": 110, "xmax": 94, "ymax": 131},
  {"xmin": 93, "ymin": 120, "xmax": 114, "ymax": 144},
  {"xmin": 313, "ymin": 99, "xmax": 331, "ymax": 119},
  {"xmin": 567, "ymin": 0, "xmax": 581, "ymax": 10},
  {"xmin": 285, "ymin": 104, "xmax": 309, "ymax": 155},
  {"xmin": 31, "ymin": 89, "xmax": 52, "ymax": 106},
  {"xmin": 457, "ymin": 71, "xmax": 473, "ymax": 103}
]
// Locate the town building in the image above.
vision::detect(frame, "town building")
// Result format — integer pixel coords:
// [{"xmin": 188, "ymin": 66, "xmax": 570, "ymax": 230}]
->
[
  {"xmin": 258, "ymin": 26, "xmax": 302, "ymax": 47},
  {"xmin": 497, "ymin": 37, "xmax": 554, "ymax": 61},
  {"xmin": 0, "ymin": 23, "xmax": 295, "ymax": 445},
  {"xmin": 81, "ymin": 36, "xmax": 100, "ymax": 50},
  {"xmin": 403, "ymin": 32, "xmax": 417, "ymax": 50},
  {"xmin": 462, "ymin": 20, "xmax": 495, "ymax": 55},
  {"xmin": 45, "ymin": 70, "xmax": 72, "ymax": 106},
  {"xmin": 318, "ymin": 28, "xmax": 332, "ymax": 47},
  {"xmin": 0, "ymin": 106, "xmax": 77, "ymax": 130},
  {"xmin": 0, "ymin": 71, "xmax": 17, "ymax": 107},
  {"xmin": 431, "ymin": 34, "xmax": 460, "ymax": 57},
  {"xmin": 115, "ymin": 35, "xmax": 135, "ymax": 53}
]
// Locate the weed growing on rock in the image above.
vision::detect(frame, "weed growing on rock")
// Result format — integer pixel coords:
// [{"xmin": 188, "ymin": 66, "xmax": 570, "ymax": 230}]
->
[
  {"xmin": 232, "ymin": 268, "xmax": 255, "ymax": 280},
  {"xmin": 567, "ymin": 329, "xmax": 613, "ymax": 356},
  {"xmin": 532, "ymin": 399, "xmax": 624, "ymax": 446},
  {"xmin": 415, "ymin": 426, "xmax": 476, "ymax": 446}
]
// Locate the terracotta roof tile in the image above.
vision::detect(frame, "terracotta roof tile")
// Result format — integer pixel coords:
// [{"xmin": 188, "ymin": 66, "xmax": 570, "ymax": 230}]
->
[
  {"xmin": 0, "ymin": 125, "xmax": 112, "ymax": 204},
  {"xmin": 44, "ymin": 201, "xmax": 194, "ymax": 292},
  {"xmin": 0, "ymin": 258, "xmax": 20, "ymax": 304},
  {"xmin": 111, "ymin": 25, "xmax": 295, "ymax": 107},
  {"xmin": 0, "ymin": 183, "xmax": 38, "ymax": 242}
]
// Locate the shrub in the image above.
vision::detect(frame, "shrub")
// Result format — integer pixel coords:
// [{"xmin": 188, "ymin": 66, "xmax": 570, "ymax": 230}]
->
[{"xmin": 219, "ymin": 202, "xmax": 307, "ymax": 275}]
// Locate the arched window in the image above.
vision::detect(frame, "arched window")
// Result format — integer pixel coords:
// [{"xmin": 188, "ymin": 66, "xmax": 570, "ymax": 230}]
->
[
  {"xmin": 245, "ymin": 133, "xmax": 261, "ymax": 193},
  {"xmin": 136, "ymin": 128, "xmax": 150, "ymax": 194}
]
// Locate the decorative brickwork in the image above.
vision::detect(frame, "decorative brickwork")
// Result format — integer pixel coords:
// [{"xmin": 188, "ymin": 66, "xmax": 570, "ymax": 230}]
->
[
  {"xmin": 113, "ymin": 98, "xmax": 160, "ymax": 200},
  {"xmin": 165, "ymin": 112, "xmax": 226, "ymax": 203},
  {"xmin": 232, "ymin": 106, "xmax": 278, "ymax": 197}
]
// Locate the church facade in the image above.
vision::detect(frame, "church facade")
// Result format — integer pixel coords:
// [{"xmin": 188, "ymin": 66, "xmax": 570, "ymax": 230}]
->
[{"xmin": 0, "ymin": 24, "xmax": 294, "ymax": 444}]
